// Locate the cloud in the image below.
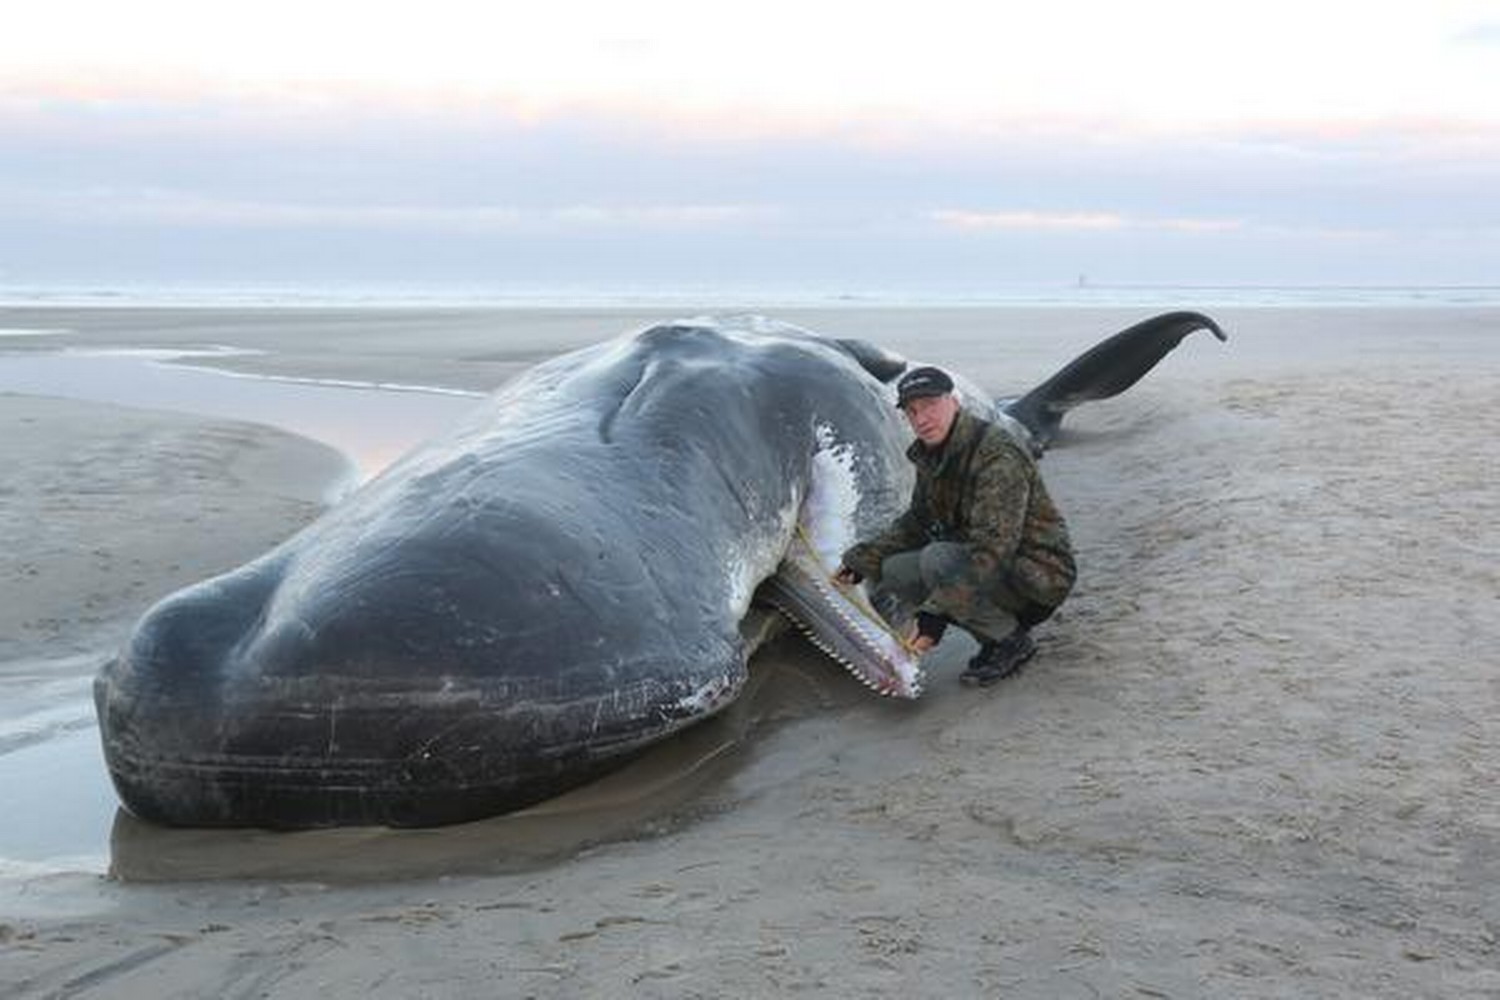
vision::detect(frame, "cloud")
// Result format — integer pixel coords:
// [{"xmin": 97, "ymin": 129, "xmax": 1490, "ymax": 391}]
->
[
  {"xmin": 1249, "ymin": 222, "xmax": 1392, "ymax": 243},
  {"xmin": 0, "ymin": 186, "xmax": 778, "ymax": 234},
  {"xmin": 925, "ymin": 208, "xmax": 1441, "ymax": 250},
  {"xmin": 548, "ymin": 204, "xmax": 777, "ymax": 229},
  {"xmin": 3, "ymin": 75, "xmax": 1497, "ymax": 288},
  {"xmin": 1453, "ymin": 23, "xmax": 1500, "ymax": 44},
  {"xmin": 930, "ymin": 210, "xmax": 1128, "ymax": 232},
  {"xmin": 929, "ymin": 210, "xmax": 1244, "ymax": 234}
]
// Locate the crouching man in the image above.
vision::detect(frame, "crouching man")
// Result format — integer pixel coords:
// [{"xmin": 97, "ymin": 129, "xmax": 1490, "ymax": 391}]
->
[{"xmin": 834, "ymin": 366, "xmax": 1076, "ymax": 686}]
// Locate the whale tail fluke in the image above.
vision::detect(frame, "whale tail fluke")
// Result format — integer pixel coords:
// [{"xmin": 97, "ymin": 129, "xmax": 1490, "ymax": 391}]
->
[{"xmin": 1003, "ymin": 310, "xmax": 1226, "ymax": 450}]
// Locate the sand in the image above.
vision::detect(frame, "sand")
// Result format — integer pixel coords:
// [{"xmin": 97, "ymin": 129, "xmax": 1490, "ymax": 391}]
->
[
  {"xmin": 2, "ymin": 306, "xmax": 1498, "ymax": 998},
  {"xmin": 0, "ymin": 394, "xmax": 342, "ymax": 664}
]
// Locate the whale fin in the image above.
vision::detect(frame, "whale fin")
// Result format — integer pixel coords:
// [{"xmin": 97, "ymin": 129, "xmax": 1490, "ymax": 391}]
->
[
  {"xmin": 834, "ymin": 338, "xmax": 908, "ymax": 383},
  {"xmin": 1003, "ymin": 310, "xmax": 1226, "ymax": 450}
]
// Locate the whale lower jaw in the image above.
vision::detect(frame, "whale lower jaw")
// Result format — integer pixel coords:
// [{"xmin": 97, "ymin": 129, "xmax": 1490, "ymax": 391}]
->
[{"xmin": 757, "ymin": 559, "xmax": 923, "ymax": 699}]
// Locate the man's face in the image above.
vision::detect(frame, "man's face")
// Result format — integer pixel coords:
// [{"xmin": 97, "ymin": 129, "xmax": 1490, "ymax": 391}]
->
[{"xmin": 902, "ymin": 393, "xmax": 960, "ymax": 447}]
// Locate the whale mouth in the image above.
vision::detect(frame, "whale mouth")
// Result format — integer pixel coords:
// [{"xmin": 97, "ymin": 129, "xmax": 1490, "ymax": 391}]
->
[
  {"xmin": 757, "ymin": 529, "xmax": 924, "ymax": 699},
  {"xmin": 749, "ymin": 425, "xmax": 924, "ymax": 699}
]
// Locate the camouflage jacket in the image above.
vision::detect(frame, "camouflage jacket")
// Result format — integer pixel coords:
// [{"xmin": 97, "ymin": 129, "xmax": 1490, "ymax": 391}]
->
[{"xmin": 841, "ymin": 409, "xmax": 1076, "ymax": 609}]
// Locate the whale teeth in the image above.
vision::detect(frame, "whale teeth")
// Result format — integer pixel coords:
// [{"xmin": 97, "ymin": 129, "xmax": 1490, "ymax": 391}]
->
[{"xmin": 766, "ymin": 596, "xmax": 913, "ymax": 698}]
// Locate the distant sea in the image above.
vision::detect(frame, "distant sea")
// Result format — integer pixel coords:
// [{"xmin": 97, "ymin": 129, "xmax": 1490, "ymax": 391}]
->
[{"xmin": 3, "ymin": 284, "xmax": 1500, "ymax": 309}]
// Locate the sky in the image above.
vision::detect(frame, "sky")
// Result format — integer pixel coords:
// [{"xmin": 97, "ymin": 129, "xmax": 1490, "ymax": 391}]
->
[{"xmin": 3, "ymin": 1, "xmax": 1499, "ymax": 295}]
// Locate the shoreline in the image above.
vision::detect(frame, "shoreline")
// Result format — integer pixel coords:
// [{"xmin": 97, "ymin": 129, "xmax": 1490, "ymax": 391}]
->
[{"xmin": 6, "ymin": 303, "xmax": 1498, "ymax": 399}]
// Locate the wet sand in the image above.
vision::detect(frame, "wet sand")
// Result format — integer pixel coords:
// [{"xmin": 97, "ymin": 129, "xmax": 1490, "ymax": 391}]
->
[{"xmin": 3, "ymin": 305, "xmax": 1499, "ymax": 997}]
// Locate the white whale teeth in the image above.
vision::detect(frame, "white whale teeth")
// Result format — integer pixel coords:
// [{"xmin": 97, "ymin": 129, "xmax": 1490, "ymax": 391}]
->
[{"xmin": 768, "ymin": 594, "xmax": 911, "ymax": 698}]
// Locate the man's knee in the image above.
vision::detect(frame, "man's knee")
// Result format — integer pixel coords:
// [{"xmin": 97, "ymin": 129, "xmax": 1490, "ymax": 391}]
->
[
  {"xmin": 915, "ymin": 541, "xmax": 971, "ymax": 588},
  {"xmin": 878, "ymin": 543, "xmax": 970, "ymax": 602},
  {"xmin": 876, "ymin": 551, "xmax": 926, "ymax": 603},
  {"xmin": 1015, "ymin": 600, "xmax": 1058, "ymax": 629},
  {"xmin": 916, "ymin": 542, "xmax": 1065, "ymax": 633}
]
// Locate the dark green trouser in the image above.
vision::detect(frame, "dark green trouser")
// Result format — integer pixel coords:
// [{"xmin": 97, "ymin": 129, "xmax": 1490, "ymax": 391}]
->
[{"xmin": 876, "ymin": 542, "xmax": 1057, "ymax": 643}]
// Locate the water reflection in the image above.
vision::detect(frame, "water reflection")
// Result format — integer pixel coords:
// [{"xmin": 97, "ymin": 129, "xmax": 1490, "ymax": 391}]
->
[
  {"xmin": 0, "ymin": 348, "xmax": 482, "ymax": 481},
  {"xmin": 0, "ymin": 722, "xmax": 115, "ymax": 874},
  {"xmin": 0, "ymin": 656, "xmax": 114, "ymax": 873}
]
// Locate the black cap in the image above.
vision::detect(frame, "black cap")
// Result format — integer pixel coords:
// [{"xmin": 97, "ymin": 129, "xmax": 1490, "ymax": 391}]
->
[{"xmin": 896, "ymin": 366, "xmax": 954, "ymax": 407}]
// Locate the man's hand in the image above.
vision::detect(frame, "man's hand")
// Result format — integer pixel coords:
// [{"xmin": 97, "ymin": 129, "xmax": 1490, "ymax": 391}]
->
[
  {"xmin": 903, "ymin": 623, "xmax": 938, "ymax": 653},
  {"xmin": 905, "ymin": 611, "xmax": 948, "ymax": 654},
  {"xmin": 832, "ymin": 566, "xmax": 863, "ymax": 587},
  {"xmin": 905, "ymin": 627, "xmax": 938, "ymax": 653}
]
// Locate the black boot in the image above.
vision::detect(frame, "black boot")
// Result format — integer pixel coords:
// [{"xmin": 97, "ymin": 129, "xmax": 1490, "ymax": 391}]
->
[{"xmin": 959, "ymin": 628, "xmax": 1036, "ymax": 687}]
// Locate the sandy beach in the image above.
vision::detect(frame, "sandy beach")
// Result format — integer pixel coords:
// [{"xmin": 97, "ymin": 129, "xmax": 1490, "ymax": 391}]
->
[{"xmin": 2, "ymin": 304, "xmax": 1498, "ymax": 998}]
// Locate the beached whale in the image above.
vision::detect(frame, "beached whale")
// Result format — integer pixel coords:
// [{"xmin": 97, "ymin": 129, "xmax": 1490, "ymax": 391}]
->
[{"xmin": 94, "ymin": 312, "xmax": 1225, "ymax": 828}]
